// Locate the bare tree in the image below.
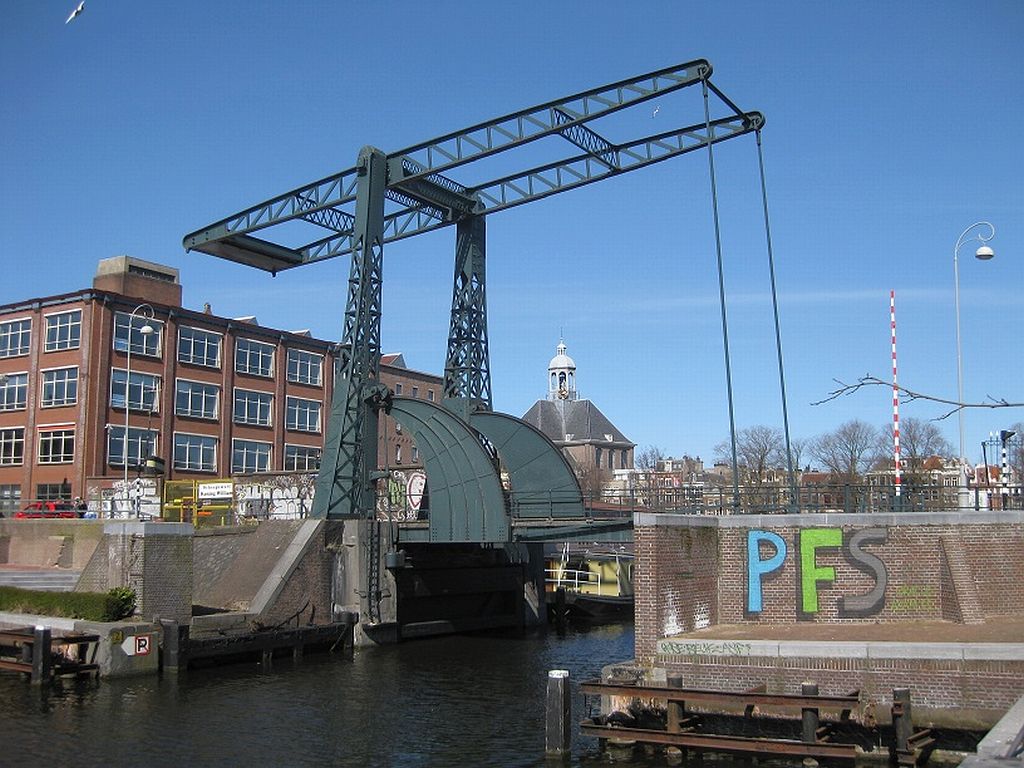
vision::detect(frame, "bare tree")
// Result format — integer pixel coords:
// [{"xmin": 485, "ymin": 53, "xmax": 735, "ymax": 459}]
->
[
  {"xmin": 810, "ymin": 420, "xmax": 878, "ymax": 484},
  {"xmin": 635, "ymin": 445, "xmax": 666, "ymax": 471},
  {"xmin": 875, "ymin": 417, "xmax": 953, "ymax": 488},
  {"xmin": 715, "ymin": 426, "xmax": 784, "ymax": 485},
  {"xmin": 814, "ymin": 375, "xmax": 1021, "ymax": 418}
]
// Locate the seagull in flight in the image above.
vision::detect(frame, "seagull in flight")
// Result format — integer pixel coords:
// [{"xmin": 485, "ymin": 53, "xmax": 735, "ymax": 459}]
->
[
  {"xmin": 66, "ymin": 1, "xmax": 85, "ymax": 24},
  {"xmin": 652, "ymin": 104, "xmax": 660, "ymax": 118}
]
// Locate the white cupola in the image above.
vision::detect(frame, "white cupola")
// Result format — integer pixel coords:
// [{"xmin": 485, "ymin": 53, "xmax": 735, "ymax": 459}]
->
[{"xmin": 547, "ymin": 339, "xmax": 577, "ymax": 401}]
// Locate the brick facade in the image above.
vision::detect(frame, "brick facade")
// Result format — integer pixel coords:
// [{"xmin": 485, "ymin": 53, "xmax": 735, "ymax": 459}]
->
[{"xmin": 633, "ymin": 512, "xmax": 1024, "ymax": 720}]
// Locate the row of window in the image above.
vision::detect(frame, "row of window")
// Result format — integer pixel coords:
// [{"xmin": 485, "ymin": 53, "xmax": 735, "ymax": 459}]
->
[
  {"xmin": 0, "ymin": 369, "xmax": 322, "ymax": 433},
  {"xmin": 393, "ymin": 382, "xmax": 435, "ymax": 401},
  {"xmin": 0, "ymin": 425, "xmax": 321, "ymax": 474},
  {"xmin": 0, "ymin": 312, "xmax": 325, "ymax": 386}
]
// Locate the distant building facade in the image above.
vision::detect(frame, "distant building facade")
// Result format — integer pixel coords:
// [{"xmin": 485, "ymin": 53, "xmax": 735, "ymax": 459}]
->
[
  {"xmin": 0, "ymin": 256, "xmax": 438, "ymax": 514},
  {"xmin": 521, "ymin": 340, "xmax": 634, "ymax": 482}
]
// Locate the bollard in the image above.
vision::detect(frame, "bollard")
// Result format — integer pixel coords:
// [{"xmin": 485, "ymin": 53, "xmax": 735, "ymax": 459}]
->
[
  {"xmin": 554, "ymin": 588, "xmax": 567, "ymax": 633},
  {"xmin": 801, "ymin": 681, "xmax": 819, "ymax": 744},
  {"xmin": 160, "ymin": 619, "xmax": 189, "ymax": 673},
  {"xmin": 545, "ymin": 669, "xmax": 571, "ymax": 760},
  {"xmin": 667, "ymin": 673, "xmax": 684, "ymax": 733},
  {"xmin": 31, "ymin": 625, "xmax": 52, "ymax": 686},
  {"xmin": 892, "ymin": 688, "xmax": 913, "ymax": 754}
]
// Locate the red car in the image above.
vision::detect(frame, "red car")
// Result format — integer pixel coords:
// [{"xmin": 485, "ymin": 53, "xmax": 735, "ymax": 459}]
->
[{"xmin": 13, "ymin": 501, "xmax": 79, "ymax": 519}]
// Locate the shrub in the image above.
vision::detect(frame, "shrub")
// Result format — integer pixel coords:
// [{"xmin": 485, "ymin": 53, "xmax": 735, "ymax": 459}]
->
[{"xmin": 0, "ymin": 586, "xmax": 137, "ymax": 622}]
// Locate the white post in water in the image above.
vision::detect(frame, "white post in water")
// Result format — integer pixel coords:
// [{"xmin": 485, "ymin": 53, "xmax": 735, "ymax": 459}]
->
[{"xmin": 545, "ymin": 669, "xmax": 571, "ymax": 759}]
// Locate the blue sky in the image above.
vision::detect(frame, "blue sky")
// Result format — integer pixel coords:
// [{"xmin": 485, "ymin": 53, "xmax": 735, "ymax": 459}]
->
[{"xmin": 2, "ymin": 1, "xmax": 1021, "ymax": 465}]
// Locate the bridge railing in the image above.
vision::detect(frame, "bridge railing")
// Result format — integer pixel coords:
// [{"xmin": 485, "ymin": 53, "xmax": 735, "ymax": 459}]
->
[{"xmin": 592, "ymin": 483, "xmax": 1024, "ymax": 515}]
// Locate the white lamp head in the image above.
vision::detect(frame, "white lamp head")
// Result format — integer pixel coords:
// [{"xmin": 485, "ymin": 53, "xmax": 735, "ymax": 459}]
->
[
  {"xmin": 975, "ymin": 245, "xmax": 995, "ymax": 260},
  {"xmin": 139, "ymin": 323, "xmax": 155, "ymax": 335}
]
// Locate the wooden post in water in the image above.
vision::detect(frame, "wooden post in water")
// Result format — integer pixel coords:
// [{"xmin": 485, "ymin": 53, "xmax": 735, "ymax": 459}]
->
[
  {"xmin": 31, "ymin": 626, "xmax": 52, "ymax": 685},
  {"xmin": 801, "ymin": 681, "xmax": 820, "ymax": 743},
  {"xmin": 545, "ymin": 669, "xmax": 571, "ymax": 760}
]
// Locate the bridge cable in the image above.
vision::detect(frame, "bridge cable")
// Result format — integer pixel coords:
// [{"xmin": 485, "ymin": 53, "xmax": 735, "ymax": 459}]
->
[
  {"xmin": 702, "ymin": 80, "xmax": 741, "ymax": 511},
  {"xmin": 756, "ymin": 128, "xmax": 798, "ymax": 510}
]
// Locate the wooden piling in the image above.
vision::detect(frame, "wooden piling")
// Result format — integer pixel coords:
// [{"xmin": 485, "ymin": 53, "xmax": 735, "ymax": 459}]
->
[
  {"xmin": 545, "ymin": 669, "xmax": 571, "ymax": 760},
  {"xmin": 801, "ymin": 681, "xmax": 820, "ymax": 744},
  {"xmin": 31, "ymin": 626, "xmax": 51, "ymax": 685}
]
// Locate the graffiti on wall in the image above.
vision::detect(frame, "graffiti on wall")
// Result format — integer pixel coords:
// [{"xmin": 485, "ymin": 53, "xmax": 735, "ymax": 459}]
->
[
  {"xmin": 375, "ymin": 470, "xmax": 428, "ymax": 522},
  {"xmin": 746, "ymin": 527, "xmax": 888, "ymax": 618}
]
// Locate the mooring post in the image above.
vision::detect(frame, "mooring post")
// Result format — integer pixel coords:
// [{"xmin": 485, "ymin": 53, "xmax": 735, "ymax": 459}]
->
[
  {"xmin": 554, "ymin": 587, "xmax": 567, "ymax": 632},
  {"xmin": 667, "ymin": 673, "xmax": 685, "ymax": 733},
  {"xmin": 160, "ymin": 618, "xmax": 189, "ymax": 672},
  {"xmin": 545, "ymin": 669, "xmax": 571, "ymax": 760},
  {"xmin": 892, "ymin": 688, "xmax": 913, "ymax": 754},
  {"xmin": 801, "ymin": 681, "xmax": 820, "ymax": 743},
  {"xmin": 31, "ymin": 625, "xmax": 52, "ymax": 685}
]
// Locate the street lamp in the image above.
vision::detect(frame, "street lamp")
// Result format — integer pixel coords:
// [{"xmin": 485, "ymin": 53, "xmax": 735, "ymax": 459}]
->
[
  {"xmin": 124, "ymin": 304, "xmax": 155, "ymax": 518},
  {"xmin": 953, "ymin": 221, "xmax": 996, "ymax": 505}
]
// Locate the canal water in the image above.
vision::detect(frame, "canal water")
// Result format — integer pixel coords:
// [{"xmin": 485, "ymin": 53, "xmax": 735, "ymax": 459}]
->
[{"xmin": 0, "ymin": 622, "xmax": 784, "ymax": 767}]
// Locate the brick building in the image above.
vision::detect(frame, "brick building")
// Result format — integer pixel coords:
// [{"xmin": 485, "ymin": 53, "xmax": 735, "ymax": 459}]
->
[{"xmin": 0, "ymin": 256, "xmax": 438, "ymax": 514}]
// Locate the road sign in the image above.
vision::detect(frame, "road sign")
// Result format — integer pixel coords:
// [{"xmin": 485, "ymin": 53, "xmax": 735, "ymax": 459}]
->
[{"xmin": 120, "ymin": 634, "xmax": 152, "ymax": 656}]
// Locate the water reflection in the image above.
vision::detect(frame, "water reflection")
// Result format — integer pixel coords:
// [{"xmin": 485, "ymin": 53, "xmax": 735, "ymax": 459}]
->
[{"xmin": 0, "ymin": 622, "xmax": 781, "ymax": 767}]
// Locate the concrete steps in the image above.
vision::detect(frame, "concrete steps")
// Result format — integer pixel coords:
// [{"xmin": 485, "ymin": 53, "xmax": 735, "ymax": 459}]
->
[{"xmin": 0, "ymin": 570, "xmax": 81, "ymax": 592}]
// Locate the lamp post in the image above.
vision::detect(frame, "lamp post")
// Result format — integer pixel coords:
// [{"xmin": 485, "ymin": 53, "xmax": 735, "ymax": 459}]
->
[
  {"xmin": 124, "ymin": 304, "xmax": 155, "ymax": 518},
  {"xmin": 953, "ymin": 221, "xmax": 995, "ymax": 506}
]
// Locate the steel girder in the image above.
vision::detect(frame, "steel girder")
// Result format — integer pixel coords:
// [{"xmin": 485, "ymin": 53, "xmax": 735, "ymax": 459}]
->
[
  {"xmin": 443, "ymin": 214, "xmax": 491, "ymax": 416},
  {"xmin": 183, "ymin": 59, "xmax": 760, "ymax": 272},
  {"xmin": 310, "ymin": 146, "xmax": 387, "ymax": 519}
]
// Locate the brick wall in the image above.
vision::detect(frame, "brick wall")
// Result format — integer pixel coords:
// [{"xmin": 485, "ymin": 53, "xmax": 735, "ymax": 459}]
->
[{"xmin": 635, "ymin": 512, "xmax": 1024, "ymax": 663}]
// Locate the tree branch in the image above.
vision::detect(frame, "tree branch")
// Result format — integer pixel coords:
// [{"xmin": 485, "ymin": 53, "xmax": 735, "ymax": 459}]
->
[{"xmin": 812, "ymin": 375, "xmax": 1021, "ymax": 420}]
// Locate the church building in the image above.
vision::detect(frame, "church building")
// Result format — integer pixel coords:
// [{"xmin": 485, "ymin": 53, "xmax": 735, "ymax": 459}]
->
[{"xmin": 521, "ymin": 340, "xmax": 635, "ymax": 480}]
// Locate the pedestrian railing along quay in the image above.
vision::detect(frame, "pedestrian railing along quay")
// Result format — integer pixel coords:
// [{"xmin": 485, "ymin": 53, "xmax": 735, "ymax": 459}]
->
[{"xmin": 594, "ymin": 483, "xmax": 1024, "ymax": 515}]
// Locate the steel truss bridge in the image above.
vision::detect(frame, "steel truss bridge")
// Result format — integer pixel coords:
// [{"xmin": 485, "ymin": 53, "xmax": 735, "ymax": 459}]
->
[{"xmin": 184, "ymin": 59, "xmax": 763, "ymax": 546}]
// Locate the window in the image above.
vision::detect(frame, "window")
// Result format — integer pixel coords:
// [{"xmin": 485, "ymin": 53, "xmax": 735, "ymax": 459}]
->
[
  {"xmin": 412, "ymin": 386, "xmax": 419, "ymax": 398},
  {"xmin": 287, "ymin": 348, "xmax": 323, "ymax": 385},
  {"xmin": 173, "ymin": 433, "xmax": 217, "ymax": 472},
  {"xmin": 107, "ymin": 426, "xmax": 158, "ymax": 468},
  {"xmin": 0, "ymin": 427, "xmax": 25, "ymax": 466},
  {"xmin": 411, "ymin": 446, "xmax": 419, "ymax": 463},
  {"xmin": 178, "ymin": 326, "xmax": 222, "ymax": 368},
  {"xmin": 41, "ymin": 367, "xmax": 78, "ymax": 407},
  {"xmin": 36, "ymin": 484, "xmax": 68, "ymax": 501},
  {"xmin": 233, "ymin": 389, "xmax": 273, "ymax": 426},
  {"xmin": 235, "ymin": 338, "xmax": 274, "ymax": 377},
  {"xmin": 284, "ymin": 445, "xmax": 320, "ymax": 472},
  {"xmin": 395, "ymin": 444, "xmax": 402, "ymax": 465},
  {"xmin": 113, "ymin": 312, "xmax": 162, "ymax": 357},
  {"xmin": 111, "ymin": 369, "xmax": 160, "ymax": 412},
  {"xmin": 232, "ymin": 439, "xmax": 271, "ymax": 473},
  {"xmin": 0, "ymin": 484, "xmax": 20, "ymax": 515},
  {"xmin": 286, "ymin": 396, "xmax": 321, "ymax": 433},
  {"xmin": 395, "ymin": 383, "xmax": 403, "ymax": 395},
  {"xmin": 0, "ymin": 318, "xmax": 31, "ymax": 358},
  {"xmin": 45, "ymin": 310, "xmax": 82, "ymax": 351},
  {"xmin": 175, "ymin": 379, "xmax": 219, "ymax": 419},
  {"xmin": 38, "ymin": 428, "xmax": 75, "ymax": 464},
  {"xmin": 427, "ymin": 389, "xmax": 435, "ymax": 402},
  {"xmin": 0, "ymin": 372, "xmax": 28, "ymax": 411}
]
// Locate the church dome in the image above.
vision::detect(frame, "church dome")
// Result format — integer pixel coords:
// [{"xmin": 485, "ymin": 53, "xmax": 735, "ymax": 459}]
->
[{"xmin": 548, "ymin": 340, "xmax": 575, "ymax": 371}]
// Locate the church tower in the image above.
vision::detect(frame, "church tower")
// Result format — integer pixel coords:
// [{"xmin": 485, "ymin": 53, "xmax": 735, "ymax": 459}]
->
[{"xmin": 547, "ymin": 339, "xmax": 577, "ymax": 401}]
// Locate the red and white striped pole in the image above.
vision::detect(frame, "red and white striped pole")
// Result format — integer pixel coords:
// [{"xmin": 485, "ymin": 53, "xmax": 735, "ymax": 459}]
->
[{"xmin": 891, "ymin": 290, "xmax": 901, "ymax": 498}]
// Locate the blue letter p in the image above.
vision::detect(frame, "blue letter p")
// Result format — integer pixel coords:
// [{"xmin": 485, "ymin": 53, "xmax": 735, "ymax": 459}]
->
[{"xmin": 747, "ymin": 530, "xmax": 787, "ymax": 614}]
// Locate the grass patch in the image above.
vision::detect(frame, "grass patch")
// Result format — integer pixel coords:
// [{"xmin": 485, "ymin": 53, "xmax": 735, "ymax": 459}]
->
[{"xmin": 0, "ymin": 586, "xmax": 136, "ymax": 622}]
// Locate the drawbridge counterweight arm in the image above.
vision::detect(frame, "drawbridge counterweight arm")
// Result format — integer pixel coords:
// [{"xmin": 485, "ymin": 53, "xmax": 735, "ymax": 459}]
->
[{"xmin": 183, "ymin": 58, "xmax": 756, "ymax": 272}]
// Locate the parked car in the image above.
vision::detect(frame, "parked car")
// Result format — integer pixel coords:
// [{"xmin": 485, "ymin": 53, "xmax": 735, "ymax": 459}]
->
[{"xmin": 13, "ymin": 501, "xmax": 79, "ymax": 519}]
